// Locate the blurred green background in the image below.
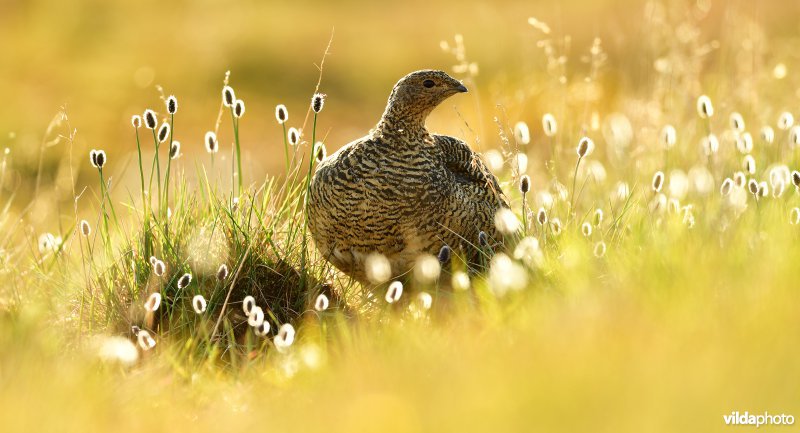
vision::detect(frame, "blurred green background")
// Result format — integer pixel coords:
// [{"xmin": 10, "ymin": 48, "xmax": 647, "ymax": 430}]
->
[{"xmin": 0, "ymin": 0, "xmax": 798, "ymax": 203}]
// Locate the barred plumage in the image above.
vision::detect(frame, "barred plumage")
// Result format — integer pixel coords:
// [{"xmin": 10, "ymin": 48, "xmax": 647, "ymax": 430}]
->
[{"xmin": 308, "ymin": 70, "xmax": 507, "ymax": 284}]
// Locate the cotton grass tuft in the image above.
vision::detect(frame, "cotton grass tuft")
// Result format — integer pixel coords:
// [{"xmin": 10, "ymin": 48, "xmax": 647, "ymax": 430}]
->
[
  {"xmin": 385, "ymin": 281, "xmax": 403, "ymax": 304},
  {"xmin": 192, "ymin": 295, "xmax": 207, "ymax": 314}
]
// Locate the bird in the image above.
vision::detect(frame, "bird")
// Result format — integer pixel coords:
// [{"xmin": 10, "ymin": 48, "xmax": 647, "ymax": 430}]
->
[{"xmin": 308, "ymin": 69, "xmax": 507, "ymax": 285}]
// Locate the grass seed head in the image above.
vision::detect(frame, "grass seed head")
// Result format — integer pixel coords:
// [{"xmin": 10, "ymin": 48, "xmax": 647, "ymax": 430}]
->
[
  {"xmin": 702, "ymin": 134, "xmax": 719, "ymax": 155},
  {"xmin": 594, "ymin": 241, "xmax": 607, "ymax": 258},
  {"xmin": 131, "ymin": 115, "xmax": 142, "ymax": 129},
  {"xmin": 550, "ymin": 218, "xmax": 562, "ymax": 236},
  {"xmin": 169, "ymin": 141, "xmax": 181, "ymax": 159},
  {"xmin": 743, "ymin": 155, "xmax": 756, "ymax": 174},
  {"xmin": 275, "ymin": 323, "xmax": 296, "ymax": 350},
  {"xmin": 95, "ymin": 150, "xmax": 106, "ymax": 168},
  {"xmin": 484, "ymin": 150, "xmax": 504, "ymax": 172},
  {"xmin": 652, "ymin": 171, "xmax": 664, "ymax": 193},
  {"xmin": 144, "ymin": 292, "xmax": 162, "ymax": 312},
  {"xmin": 288, "ymin": 127, "xmax": 300, "ymax": 146},
  {"xmin": 37, "ymin": 233, "xmax": 56, "ymax": 254},
  {"xmin": 177, "ymin": 273, "xmax": 192, "ymax": 289},
  {"xmin": 137, "ymin": 330, "xmax": 156, "ymax": 351},
  {"xmin": 661, "ymin": 125, "xmax": 676, "ymax": 148},
  {"xmin": 792, "ymin": 170, "xmax": 800, "ymax": 187},
  {"xmin": 89, "ymin": 150, "xmax": 106, "ymax": 169},
  {"xmin": 773, "ymin": 179, "xmax": 786, "ymax": 198},
  {"xmin": 537, "ymin": 207, "xmax": 548, "ymax": 225},
  {"xmin": 365, "ymin": 253, "xmax": 391, "ymax": 284},
  {"xmin": 650, "ymin": 193, "xmax": 667, "ymax": 212},
  {"xmin": 247, "ymin": 306, "xmax": 264, "ymax": 328},
  {"xmin": 582, "ymin": 222, "xmax": 592, "ymax": 237},
  {"xmin": 222, "ymin": 85, "xmax": 235, "ymax": 107},
  {"xmin": 204, "ymin": 131, "xmax": 219, "ymax": 154},
  {"xmin": 488, "ymin": 253, "xmax": 528, "ymax": 296},
  {"xmin": 791, "ymin": 207, "xmax": 800, "ymax": 225},
  {"xmin": 96, "ymin": 336, "xmax": 139, "ymax": 366},
  {"xmin": 451, "ymin": 271, "xmax": 470, "ymax": 291},
  {"xmin": 216, "ymin": 264, "xmax": 229, "ymax": 281},
  {"xmin": 516, "ymin": 153, "xmax": 528, "ymax": 174},
  {"xmin": 542, "ymin": 113, "xmax": 557, "ymax": 137},
  {"xmin": 311, "ymin": 93, "xmax": 326, "ymax": 113},
  {"xmin": 778, "ymin": 112, "xmax": 794, "ymax": 130},
  {"xmin": 80, "ymin": 220, "xmax": 91, "ymax": 237},
  {"xmin": 747, "ymin": 179, "xmax": 759, "ymax": 195},
  {"xmin": 192, "ymin": 295, "xmax": 207, "ymax": 314},
  {"xmin": 577, "ymin": 137, "xmax": 594, "ymax": 158},
  {"xmin": 417, "ymin": 292, "xmax": 433, "ymax": 310},
  {"xmin": 314, "ymin": 294, "xmax": 329, "ymax": 312},
  {"xmin": 790, "ymin": 126, "xmax": 800, "ymax": 147},
  {"xmin": 314, "ymin": 142, "xmax": 327, "ymax": 162},
  {"xmin": 143, "ymin": 109, "xmax": 158, "ymax": 129},
  {"xmin": 593, "ymin": 208, "xmax": 604, "ymax": 226},
  {"xmin": 52, "ymin": 236, "xmax": 64, "ymax": 252},
  {"xmin": 255, "ymin": 321, "xmax": 270, "ymax": 337},
  {"xmin": 697, "ymin": 95, "xmax": 714, "ymax": 118},
  {"xmin": 734, "ymin": 171, "xmax": 746, "ymax": 188},
  {"xmin": 234, "ymin": 99, "xmax": 245, "ymax": 118},
  {"xmin": 242, "ymin": 295, "xmax": 256, "ymax": 316},
  {"xmin": 385, "ymin": 281, "xmax": 403, "ymax": 304},
  {"xmin": 730, "ymin": 112, "xmax": 745, "ymax": 132},
  {"xmin": 668, "ymin": 198, "xmax": 680, "ymax": 214},
  {"xmin": 514, "ymin": 121, "xmax": 530, "ymax": 145},
  {"xmin": 720, "ymin": 178, "xmax": 734, "ymax": 196},
  {"xmin": 513, "ymin": 236, "xmax": 542, "ymax": 267},
  {"xmin": 736, "ymin": 132, "xmax": 753, "ymax": 154},
  {"xmin": 166, "ymin": 95, "xmax": 178, "ymax": 115},
  {"xmin": 615, "ymin": 182, "xmax": 631, "ymax": 201},
  {"xmin": 414, "ymin": 254, "xmax": 441, "ymax": 284},
  {"xmin": 494, "ymin": 208, "xmax": 521, "ymax": 234},
  {"xmin": 761, "ymin": 126, "xmax": 775, "ymax": 144},
  {"xmin": 88, "ymin": 150, "xmax": 97, "ymax": 168},
  {"xmin": 519, "ymin": 175, "xmax": 531, "ymax": 194},
  {"xmin": 769, "ymin": 166, "xmax": 789, "ymax": 188},
  {"xmin": 157, "ymin": 123, "xmax": 170, "ymax": 143},
  {"xmin": 758, "ymin": 181, "xmax": 768, "ymax": 197},
  {"xmin": 275, "ymin": 104, "xmax": 288, "ymax": 124}
]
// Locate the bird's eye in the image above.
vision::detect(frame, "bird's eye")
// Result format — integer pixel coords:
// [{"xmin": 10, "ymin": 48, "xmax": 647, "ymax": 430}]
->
[{"xmin": 423, "ymin": 79, "xmax": 435, "ymax": 88}]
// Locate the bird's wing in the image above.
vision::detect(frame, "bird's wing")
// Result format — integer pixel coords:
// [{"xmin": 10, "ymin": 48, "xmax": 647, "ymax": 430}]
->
[{"xmin": 433, "ymin": 134, "xmax": 508, "ymax": 207}]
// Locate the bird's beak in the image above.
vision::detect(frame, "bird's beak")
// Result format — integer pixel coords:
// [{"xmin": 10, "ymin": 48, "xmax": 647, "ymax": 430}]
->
[{"xmin": 455, "ymin": 82, "xmax": 468, "ymax": 93}]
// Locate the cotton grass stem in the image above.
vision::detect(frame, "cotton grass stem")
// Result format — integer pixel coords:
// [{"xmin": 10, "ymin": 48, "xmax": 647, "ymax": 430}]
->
[
  {"xmin": 133, "ymin": 125, "xmax": 151, "ymax": 256},
  {"xmin": 163, "ymin": 113, "xmax": 175, "ymax": 219},
  {"xmin": 282, "ymin": 123, "xmax": 289, "ymax": 174},
  {"xmin": 230, "ymin": 109, "xmax": 243, "ymax": 196},
  {"xmin": 98, "ymin": 169, "xmax": 110, "ymax": 245},
  {"xmin": 149, "ymin": 128, "xmax": 162, "ymax": 219},
  {"xmin": 570, "ymin": 157, "xmax": 583, "ymax": 217},
  {"xmin": 300, "ymin": 112, "xmax": 318, "ymax": 290}
]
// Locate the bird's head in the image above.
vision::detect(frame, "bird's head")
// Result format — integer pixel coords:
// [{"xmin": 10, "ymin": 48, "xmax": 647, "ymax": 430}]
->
[
  {"xmin": 378, "ymin": 70, "xmax": 468, "ymax": 132},
  {"xmin": 390, "ymin": 70, "xmax": 468, "ymax": 105}
]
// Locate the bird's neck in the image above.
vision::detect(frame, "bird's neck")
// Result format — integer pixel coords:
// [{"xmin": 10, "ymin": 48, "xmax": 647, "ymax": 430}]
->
[{"xmin": 374, "ymin": 102, "xmax": 434, "ymax": 138}]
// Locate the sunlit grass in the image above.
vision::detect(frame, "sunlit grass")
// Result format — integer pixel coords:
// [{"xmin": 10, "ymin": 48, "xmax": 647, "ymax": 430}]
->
[{"xmin": 2, "ymin": 4, "xmax": 800, "ymax": 432}]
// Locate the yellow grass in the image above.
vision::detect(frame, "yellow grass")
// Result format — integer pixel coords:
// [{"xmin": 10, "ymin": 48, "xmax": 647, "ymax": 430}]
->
[{"xmin": 2, "ymin": 1, "xmax": 800, "ymax": 432}]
